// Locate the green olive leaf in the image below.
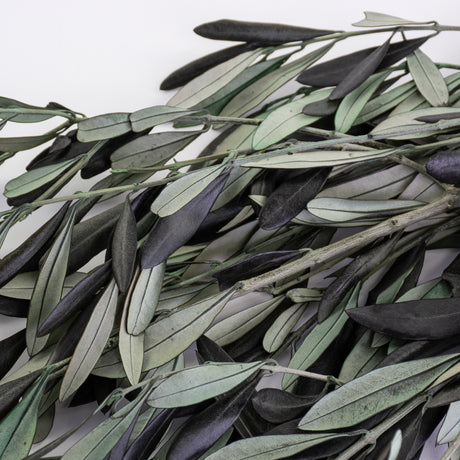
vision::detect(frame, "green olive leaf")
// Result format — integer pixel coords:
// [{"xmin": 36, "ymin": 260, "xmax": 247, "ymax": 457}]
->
[
  {"xmin": 352, "ymin": 11, "xmax": 426, "ymax": 27},
  {"xmin": 0, "ymin": 132, "xmax": 58, "ymax": 152},
  {"xmin": 77, "ymin": 113, "xmax": 131, "ymax": 142},
  {"xmin": 147, "ymin": 361, "xmax": 263, "ymax": 408},
  {"xmin": 298, "ymin": 353, "xmax": 460, "ymax": 431},
  {"xmin": 437, "ymin": 401, "xmax": 460, "ymax": 444},
  {"xmin": 407, "ymin": 49, "xmax": 449, "ymax": 107},
  {"xmin": 130, "ymin": 105, "xmax": 199, "ymax": 132},
  {"xmin": 59, "ymin": 279, "xmax": 119, "ymax": 401}
]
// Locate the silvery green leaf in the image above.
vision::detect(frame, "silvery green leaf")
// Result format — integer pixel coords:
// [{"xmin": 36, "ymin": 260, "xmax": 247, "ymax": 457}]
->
[
  {"xmin": 60, "ymin": 279, "xmax": 119, "ymax": 401},
  {"xmin": 167, "ymin": 49, "xmax": 262, "ymax": 108},
  {"xmin": 206, "ymin": 296, "xmax": 284, "ymax": 346},
  {"xmin": 293, "ymin": 209, "xmax": 382, "ymax": 227},
  {"xmin": 388, "ymin": 429, "xmax": 403, "ymax": 460},
  {"xmin": 0, "ymin": 271, "xmax": 85, "ymax": 300},
  {"xmin": 61, "ymin": 390, "xmax": 147, "ymax": 460},
  {"xmin": 110, "ymin": 131, "xmax": 200, "ymax": 170},
  {"xmin": 252, "ymin": 89, "xmax": 333, "ymax": 150},
  {"xmin": 156, "ymin": 283, "xmax": 219, "ymax": 313},
  {"xmin": 151, "ymin": 165, "xmax": 226, "ymax": 217},
  {"xmin": 218, "ymin": 205, "xmax": 254, "ymax": 233},
  {"xmin": 167, "ymin": 244, "xmax": 207, "ymax": 264},
  {"xmin": 142, "ymin": 289, "xmax": 234, "ymax": 369},
  {"xmin": 211, "ymin": 167, "xmax": 260, "ymax": 211},
  {"xmin": 0, "ymin": 132, "xmax": 57, "ymax": 152},
  {"xmin": 0, "ymin": 369, "xmax": 51, "ymax": 460},
  {"xmin": 398, "ymin": 173, "xmax": 443, "ymax": 202},
  {"xmin": 371, "ymin": 107, "xmax": 460, "ymax": 139},
  {"xmin": 148, "ymin": 361, "xmax": 263, "ymax": 408},
  {"xmin": 335, "ymin": 70, "xmax": 391, "ymax": 133},
  {"xmin": 0, "ymin": 97, "xmax": 59, "ymax": 123},
  {"xmin": 299, "ymin": 354, "xmax": 460, "ymax": 431},
  {"xmin": 352, "ymin": 11, "xmax": 425, "ymax": 27},
  {"xmin": 219, "ymin": 43, "xmax": 334, "ymax": 118},
  {"xmin": 127, "ymin": 263, "xmax": 165, "ymax": 335},
  {"xmin": 263, "ymin": 303, "xmax": 306, "ymax": 353},
  {"xmin": 286, "ymin": 288, "xmax": 322, "ymax": 303},
  {"xmin": 4, "ymin": 158, "xmax": 78, "ymax": 198},
  {"xmin": 0, "ymin": 348, "xmax": 52, "ymax": 384},
  {"xmin": 241, "ymin": 148, "xmax": 395, "ymax": 169},
  {"xmin": 437, "ymin": 401, "xmax": 460, "ymax": 444},
  {"xmin": 318, "ymin": 165, "xmax": 415, "ymax": 200},
  {"xmin": 205, "ymin": 433, "xmax": 349, "ymax": 460},
  {"xmin": 119, "ymin": 285, "xmax": 144, "ymax": 385},
  {"xmin": 307, "ymin": 197, "xmax": 423, "ymax": 222},
  {"xmin": 26, "ymin": 209, "xmax": 76, "ymax": 356},
  {"xmin": 283, "ymin": 285, "xmax": 359, "ymax": 391},
  {"xmin": 407, "ymin": 49, "xmax": 449, "ymax": 107},
  {"xmin": 77, "ymin": 113, "xmax": 131, "ymax": 142},
  {"xmin": 355, "ymin": 81, "xmax": 417, "ymax": 124},
  {"xmin": 396, "ymin": 278, "xmax": 441, "ymax": 302},
  {"xmin": 130, "ymin": 105, "xmax": 198, "ymax": 132}
]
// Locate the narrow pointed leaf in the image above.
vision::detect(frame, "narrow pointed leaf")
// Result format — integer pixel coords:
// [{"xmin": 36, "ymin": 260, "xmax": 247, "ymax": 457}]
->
[
  {"xmin": 259, "ymin": 168, "xmax": 330, "ymax": 230},
  {"xmin": 353, "ymin": 11, "xmax": 426, "ymax": 27},
  {"xmin": 4, "ymin": 158, "xmax": 78, "ymax": 198},
  {"xmin": 160, "ymin": 43, "xmax": 257, "ymax": 90},
  {"xmin": 347, "ymin": 297, "xmax": 460, "ymax": 340},
  {"xmin": 77, "ymin": 113, "xmax": 131, "ymax": 142},
  {"xmin": 148, "ymin": 361, "xmax": 262, "ymax": 408},
  {"xmin": 220, "ymin": 43, "xmax": 334, "ymax": 118},
  {"xmin": 206, "ymin": 296, "xmax": 285, "ymax": 346},
  {"xmin": 112, "ymin": 198, "xmax": 137, "ymax": 293},
  {"xmin": 0, "ymin": 328, "xmax": 26, "ymax": 379},
  {"xmin": 0, "ymin": 369, "xmax": 51, "ymax": 460},
  {"xmin": 283, "ymin": 285, "xmax": 359, "ymax": 390},
  {"xmin": 27, "ymin": 209, "xmax": 76, "ymax": 355},
  {"xmin": 110, "ymin": 131, "xmax": 200, "ymax": 170},
  {"xmin": 130, "ymin": 105, "xmax": 198, "ymax": 130},
  {"xmin": 329, "ymin": 36, "xmax": 391, "ymax": 100},
  {"xmin": 141, "ymin": 173, "xmax": 229, "ymax": 268},
  {"xmin": 298, "ymin": 354, "xmax": 459, "ymax": 430},
  {"xmin": 126, "ymin": 263, "xmax": 165, "ymax": 335},
  {"xmin": 437, "ymin": 401, "xmax": 460, "ymax": 444},
  {"xmin": 0, "ymin": 294, "xmax": 29, "ymax": 317},
  {"xmin": 60, "ymin": 279, "xmax": 119, "ymax": 401},
  {"xmin": 407, "ymin": 49, "xmax": 449, "ymax": 106},
  {"xmin": 252, "ymin": 89, "xmax": 333, "ymax": 150},
  {"xmin": 194, "ymin": 19, "xmax": 335, "ymax": 44},
  {"xmin": 0, "ymin": 132, "xmax": 58, "ymax": 152},
  {"xmin": 151, "ymin": 165, "xmax": 226, "ymax": 217},
  {"xmin": 141, "ymin": 289, "xmax": 233, "ymax": 369},
  {"xmin": 167, "ymin": 49, "xmax": 261, "ymax": 108},
  {"xmin": 205, "ymin": 433, "xmax": 349, "ymax": 460}
]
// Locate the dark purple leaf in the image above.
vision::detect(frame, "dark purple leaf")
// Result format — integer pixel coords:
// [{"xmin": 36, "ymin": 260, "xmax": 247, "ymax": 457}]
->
[
  {"xmin": 161, "ymin": 43, "xmax": 257, "ymax": 90},
  {"xmin": 141, "ymin": 173, "xmax": 229, "ymax": 268},
  {"xmin": 416, "ymin": 112, "xmax": 460, "ymax": 123},
  {"xmin": 347, "ymin": 297, "xmax": 460, "ymax": 340},
  {"xmin": 0, "ymin": 328, "xmax": 26, "ymax": 379},
  {"xmin": 302, "ymin": 99, "xmax": 339, "ymax": 116},
  {"xmin": 259, "ymin": 167, "xmax": 330, "ymax": 230},
  {"xmin": 329, "ymin": 36, "xmax": 391, "ymax": 100},
  {"xmin": 0, "ymin": 202, "xmax": 69, "ymax": 288},
  {"xmin": 131, "ymin": 186, "xmax": 164, "ymax": 220},
  {"xmin": 252, "ymin": 388, "xmax": 319, "ymax": 424},
  {"xmin": 167, "ymin": 380, "xmax": 257, "ymax": 460},
  {"xmin": 106, "ymin": 410, "xmax": 140, "ymax": 460},
  {"xmin": 0, "ymin": 295, "xmax": 29, "ymax": 317},
  {"xmin": 194, "ymin": 19, "xmax": 335, "ymax": 44},
  {"xmin": 196, "ymin": 335, "xmax": 234, "ymax": 363},
  {"xmin": 214, "ymin": 250, "xmax": 301, "ymax": 290},
  {"xmin": 112, "ymin": 198, "xmax": 137, "ymax": 293},
  {"xmin": 297, "ymin": 36, "xmax": 429, "ymax": 87},
  {"xmin": 317, "ymin": 238, "xmax": 397, "ymax": 322},
  {"xmin": 426, "ymin": 150, "xmax": 460, "ymax": 185},
  {"xmin": 38, "ymin": 261, "xmax": 111, "ymax": 336}
]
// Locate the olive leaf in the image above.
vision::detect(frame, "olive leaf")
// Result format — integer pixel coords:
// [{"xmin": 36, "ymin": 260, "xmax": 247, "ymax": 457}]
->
[
  {"xmin": 194, "ymin": 19, "xmax": 335, "ymax": 44},
  {"xmin": 59, "ymin": 279, "xmax": 119, "ymax": 401},
  {"xmin": 110, "ymin": 131, "xmax": 200, "ymax": 170},
  {"xmin": 167, "ymin": 49, "xmax": 262, "ymax": 108},
  {"xmin": 252, "ymin": 89, "xmax": 333, "ymax": 150},
  {"xmin": 219, "ymin": 43, "xmax": 334, "ymax": 118},
  {"xmin": 283, "ymin": 285, "xmax": 359, "ymax": 390},
  {"xmin": 298, "ymin": 354, "xmax": 459, "ymax": 430},
  {"xmin": 126, "ymin": 263, "xmax": 165, "ymax": 335},
  {"xmin": 0, "ymin": 369, "xmax": 51, "ymax": 460},
  {"xmin": 148, "ymin": 361, "xmax": 263, "ymax": 408},
  {"xmin": 77, "ymin": 113, "xmax": 131, "ymax": 142},
  {"xmin": 205, "ymin": 296, "xmax": 285, "ymax": 346},
  {"xmin": 141, "ymin": 289, "xmax": 234, "ymax": 369},
  {"xmin": 407, "ymin": 49, "xmax": 449, "ymax": 107},
  {"xmin": 353, "ymin": 11, "xmax": 427, "ymax": 27},
  {"xmin": 4, "ymin": 158, "xmax": 78, "ymax": 199},
  {"xmin": 130, "ymin": 105, "xmax": 199, "ymax": 130},
  {"xmin": 0, "ymin": 131, "xmax": 58, "ymax": 152},
  {"xmin": 26, "ymin": 208, "xmax": 76, "ymax": 355},
  {"xmin": 0, "ymin": 97, "xmax": 62, "ymax": 123},
  {"xmin": 437, "ymin": 401, "xmax": 460, "ymax": 444},
  {"xmin": 0, "ymin": 329, "xmax": 26, "ymax": 379},
  {"xmin": 0, "ymin": 295, "xmax": 29, "ymax": 317}
]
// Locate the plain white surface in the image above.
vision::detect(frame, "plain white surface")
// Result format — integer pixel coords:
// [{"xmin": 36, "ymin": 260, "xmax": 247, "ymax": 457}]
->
[{"xmin": 1, "ymin": 0, "xmax": 459, "ymax": 457}]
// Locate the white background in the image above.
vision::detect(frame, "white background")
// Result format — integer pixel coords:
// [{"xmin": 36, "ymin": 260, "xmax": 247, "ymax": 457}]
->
[{"xmin": 2, "ymin": 0, "xmax": 460, "ymax": 457}]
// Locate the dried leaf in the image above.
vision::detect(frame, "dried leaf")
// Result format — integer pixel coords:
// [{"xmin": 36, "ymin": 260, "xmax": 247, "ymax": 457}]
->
[{"xmin": 77, "ymin": 113, "xmax": 131, "ymax": 142}]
